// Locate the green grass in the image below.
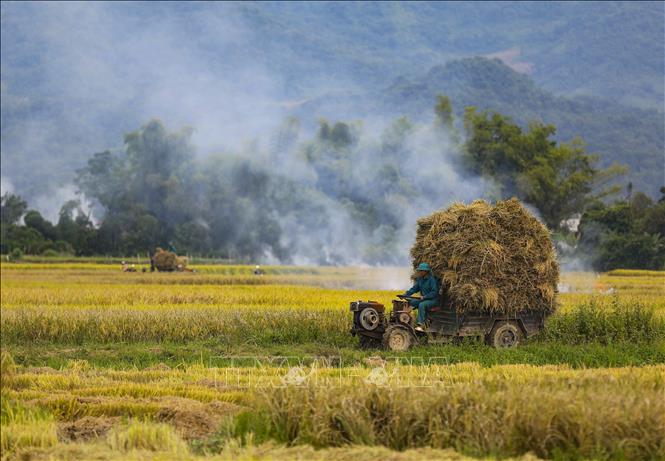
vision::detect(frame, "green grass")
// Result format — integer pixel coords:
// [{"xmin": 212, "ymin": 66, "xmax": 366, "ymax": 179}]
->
[
  {"xmin": 5, "ymin": 339, "xmax": 664, "ymax": 370},
  {"xmin": 543, "ymin": 298, "xmax": 665, "ymax": 344},
  {"xmin": 0, "ymin": 398, "xmax": 59, "ymax": 454}
]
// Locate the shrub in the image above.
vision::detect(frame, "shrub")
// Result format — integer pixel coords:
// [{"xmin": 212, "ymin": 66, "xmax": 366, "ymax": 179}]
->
[
  {"xmin": 543, "ymin": 298, "xmax": 665, "ymax": 344},
  {"xmin": 9, "ymin": 248, "xmax": 22, "ymax": 261}
]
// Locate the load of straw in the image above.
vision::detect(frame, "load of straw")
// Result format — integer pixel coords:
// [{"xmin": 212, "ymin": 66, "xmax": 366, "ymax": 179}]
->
[
  {"xmin": 153, "ymin": 248, "xmax": 188, "ymax": 272},
  {"xmin": 410, "ymin": 198, "xmax": 559, "ymax": 315}
]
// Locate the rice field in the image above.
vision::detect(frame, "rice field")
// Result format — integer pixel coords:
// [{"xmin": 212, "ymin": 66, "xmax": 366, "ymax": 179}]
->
[{"xmin": 1, "ymin": 262, "xmax": 664, "ymax": 460}]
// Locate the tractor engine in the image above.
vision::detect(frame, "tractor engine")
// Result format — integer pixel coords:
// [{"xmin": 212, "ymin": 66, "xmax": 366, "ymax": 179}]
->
[
  {"xmin": 350, "ymin": 300, "xmax": 386, "ymax": 336},
  {"xmin": 390, "ymin": 299, "xmax": 414, "ymax": 326}
]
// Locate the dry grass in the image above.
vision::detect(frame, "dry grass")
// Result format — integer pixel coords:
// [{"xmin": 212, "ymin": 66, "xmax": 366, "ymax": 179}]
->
[
  {"xmin": 606, "ymin": 269, "xmax": 665, "ymax": 277},
  {"xmin": 3, "ymin": 264, "xmax": 662, "ymax": 345},
  {"xmin": 3, "ymin": 359, "xmax": 664, "ymax": 460},
  {"xmin": 58, "ymin": 416, "xmax": 119, "ymax": 442},
  {"xmin": 258, "ymin": 367, "xmax": 665, "ymax": 460},
  {"xmin": 411, "ymin": 199, "xmax": 558, "ymax": 315},
  {"xmin": 106, "ymin": 419, "xmax": 189, "ymax": 454},
  {"xmin": 8, "ymin": 440, "xmax": 543, "ymax": 461},
  {"xmin": 1, "ymin": 262, "xmax": 664, "ymax": 460},
  {"xmin": 0, "ymin": 306, "xmax": 350, "ymax": 344},
  {"xmin": 0, "ymin": 281, "xmax": 391, "ymax": 309}
]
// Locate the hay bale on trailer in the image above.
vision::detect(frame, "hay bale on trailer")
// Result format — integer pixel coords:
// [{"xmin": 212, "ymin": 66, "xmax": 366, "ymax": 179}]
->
[
  {"xmin": 410, "ymin": 198, "xmax": 559, "ymax": 316},
  {"xmin": 153, "ymin": 248, "xmax": 188, "ymax": 272}
]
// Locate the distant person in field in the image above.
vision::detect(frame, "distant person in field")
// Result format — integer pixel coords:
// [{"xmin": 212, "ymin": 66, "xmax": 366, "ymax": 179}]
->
[
  {"xmin": 150, "ymin": 252, "xmax": 155, "ymax": 273},
  {"xmin": 404, "ymin": 262, "xmax": 439, "ymax": 331}
]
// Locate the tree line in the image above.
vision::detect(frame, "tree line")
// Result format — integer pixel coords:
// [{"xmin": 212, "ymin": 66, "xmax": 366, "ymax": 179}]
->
[{"xmin": 2, "ymin": 96, "xmax": 664, "ymax": 270}]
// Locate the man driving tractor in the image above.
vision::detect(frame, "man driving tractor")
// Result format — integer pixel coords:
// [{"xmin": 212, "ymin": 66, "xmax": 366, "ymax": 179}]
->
[{"xmin": 403, "ymin": 262, "xmax": 439, "ymax": 332}]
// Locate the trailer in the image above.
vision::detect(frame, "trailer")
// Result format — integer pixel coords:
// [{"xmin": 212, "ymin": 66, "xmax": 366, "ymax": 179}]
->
[{"xmin": 350, "ymin": 288, "xmax": 545, "ymax": 351}]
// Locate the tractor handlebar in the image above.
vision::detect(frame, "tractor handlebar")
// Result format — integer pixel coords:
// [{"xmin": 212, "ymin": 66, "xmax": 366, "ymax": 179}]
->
[{"xmin": 397, "ymin": 294, "xmax": 422, "ymax": 301}]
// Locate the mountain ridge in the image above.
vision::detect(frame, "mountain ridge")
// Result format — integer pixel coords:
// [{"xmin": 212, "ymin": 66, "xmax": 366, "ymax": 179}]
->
[{"xmin": 293, "ymin": 57, "xmax": 663, "ymax": 197}]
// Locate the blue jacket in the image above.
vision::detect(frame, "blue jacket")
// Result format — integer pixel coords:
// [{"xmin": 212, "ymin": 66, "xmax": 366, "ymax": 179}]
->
[{"xmin": 406, "ymin": 273, "xmax": 439, "ymax": 300}]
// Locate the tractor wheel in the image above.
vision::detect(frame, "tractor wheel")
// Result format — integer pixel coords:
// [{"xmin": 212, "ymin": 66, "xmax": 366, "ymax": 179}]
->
[
  {"xmin": 382, "ymin": 325, "xmax": 413, "ymax": 352},
  {"xmin": 487, "ymin": 321, "xmax": 524, "ymax": 348},
  {"xmin": 359, "ymin": 335, "xmax": 381, "ymax": 350}
]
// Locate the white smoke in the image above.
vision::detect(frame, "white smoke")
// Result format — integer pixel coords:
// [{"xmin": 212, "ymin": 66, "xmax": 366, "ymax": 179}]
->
[
  {"xmin": 257, "ymin": 117, "xmax": 492, "ymax": 265},
  {"xmin": 0, "ymin": 176, "xmax": 14, "ymax": 195},
  {"xmin": 1, "ymin": 2, "xmax": 491, "ymax": 264}
]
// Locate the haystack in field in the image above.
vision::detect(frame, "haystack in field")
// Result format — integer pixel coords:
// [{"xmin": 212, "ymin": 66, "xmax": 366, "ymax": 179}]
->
[
  {"xmin": 410, "ymin": 198, "xmax": 559, "ymax": 315},
  {"xmin": 153, "ymin": 248, "xmax": 188, "ymax": 272}
]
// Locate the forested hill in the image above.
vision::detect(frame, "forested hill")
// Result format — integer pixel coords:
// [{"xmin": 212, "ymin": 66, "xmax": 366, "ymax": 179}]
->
[
  {"xmin": 294, "ymin": 57, "xmax": 663, "ymax": 198},
  {"xmin": 380, "ymin": 58, "xmax": 664, "ymax": 198},
  {"xmin": 240, "ymin": 2, "xmax": 664, "ymax": 109}
]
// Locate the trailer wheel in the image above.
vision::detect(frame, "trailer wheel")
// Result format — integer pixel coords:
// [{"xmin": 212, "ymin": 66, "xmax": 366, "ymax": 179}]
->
[
  {"xmin": 383, "ymin": 325, "xmax": 413, "ymax": 351},
  {"xmin": 487, "ymin": 321, "xmax": 524, "ymax": 348},
  {"xmin": 359, "ymin": 335, "xmax": 381, "ymax": 350}
]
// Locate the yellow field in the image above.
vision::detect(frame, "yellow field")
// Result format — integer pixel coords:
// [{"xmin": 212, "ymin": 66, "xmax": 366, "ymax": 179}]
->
[
  {"xmin": 2, "ymin": 263, "xmax": 663, "ymax": 309},
  {"xmin": 1, "ymin": 263, "xmax": 664, "ymax": 460}
]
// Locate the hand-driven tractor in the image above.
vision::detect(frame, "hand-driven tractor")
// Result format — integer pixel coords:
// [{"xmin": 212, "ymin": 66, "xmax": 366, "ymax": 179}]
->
[{"xmin": 350, "ymin": 287, "xmax": 545, "ymax": 351}]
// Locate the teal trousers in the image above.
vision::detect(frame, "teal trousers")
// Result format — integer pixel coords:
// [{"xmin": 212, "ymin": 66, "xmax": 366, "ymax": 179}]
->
[{"xmin": 409, "ymin": 298, "xmax": 438, "ymax": 325}]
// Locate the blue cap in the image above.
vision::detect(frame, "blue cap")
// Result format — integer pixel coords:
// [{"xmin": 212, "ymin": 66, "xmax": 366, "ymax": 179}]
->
[{"xmin": 417, "ymin": 262, "xmax": 431, "ymax": 271}]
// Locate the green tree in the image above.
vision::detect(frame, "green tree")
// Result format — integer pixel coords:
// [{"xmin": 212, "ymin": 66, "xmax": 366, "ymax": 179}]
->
[
  {"xmin": 434, "ymin": 94, "xmax": 454, "ymax": 130},
  {"xmin": 595, "ymin": 232, "xmax": 664, "ymax": 271},
  {"xmin": 120, "ymin": 211, "xmax": 161, "ymax": 255},
  {"xmin": 174, "ymin": 221, "xmax": 210, "ymax": 255},
  {"xmin": 6, "ymin": 226, "xmax": 48, "ymax": 254},
  {"xmin": 1, "ymin": 193, "xmax": 27, "ymax": 226},
  {"xmin": 578, "ymin": 193, "xmax": 665, "ymax": 270},
  {"xmin": 516, "ymin": 137, "xmax": 596, "ymax": 229},
  {"xmin": 463, "ymin": 108, "xmax": 625, "ymax": 228},
  {"xmin": 634, "ymin": 192, "xmax": 665, "ymax": 236},
  {"xmin": 24, "ymin": 210, "xmax": 57, "ymax": 241},
  {"xmin": 56, "ymin": 200, "xmax": 96, "ymax": 256},
  {"xmin": 76, "ymin": 120, "xmax": 198, "ymax": 255},
  {"xmin": 1, "ymin": 193, "xmax": 28, "ymax": 253}
]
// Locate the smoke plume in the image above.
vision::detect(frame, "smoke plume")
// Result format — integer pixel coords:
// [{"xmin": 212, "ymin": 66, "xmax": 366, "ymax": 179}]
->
[{"xmin": 1, "ymin": 2, "xmax": 490, "ymax": 264}]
